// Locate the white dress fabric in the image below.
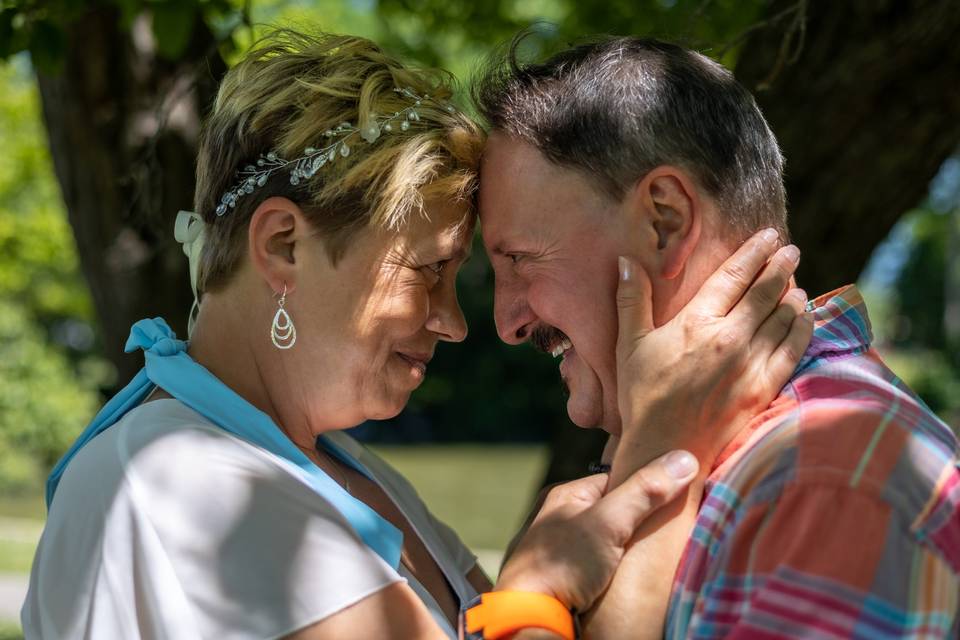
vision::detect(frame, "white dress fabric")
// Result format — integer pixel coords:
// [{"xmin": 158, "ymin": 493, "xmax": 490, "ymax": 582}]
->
[{"xmin": 22, "ymin": 399, "xmax": 478, "ymax": 639}]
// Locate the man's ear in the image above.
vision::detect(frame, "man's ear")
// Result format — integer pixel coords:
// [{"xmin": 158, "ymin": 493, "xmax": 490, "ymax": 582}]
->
[
  {"xmin": 247, "ymin": 196, "xmax": 314, "ymax": 295},
  {"xmin": 630, "ymin": 166, "xmax": 702, "ymax": 280}
]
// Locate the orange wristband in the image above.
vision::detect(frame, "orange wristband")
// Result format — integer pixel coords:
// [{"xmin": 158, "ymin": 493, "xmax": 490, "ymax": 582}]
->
[{"xmin": 461, "ymin": 591, "xmax": 576, "ymax": 640}]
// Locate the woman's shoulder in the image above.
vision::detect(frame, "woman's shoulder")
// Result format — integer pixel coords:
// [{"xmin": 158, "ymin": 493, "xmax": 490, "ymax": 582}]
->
[
  {"xmin": 67, "ymin": 400, "xmax": 262, "ymax": 485},
  {"xmin": 31, "ymin": 401, "xmax": 405, "ymax": 640},
  {"xmin": 57, "ymin": 399, "xmax": 345, "ymax": 527}
]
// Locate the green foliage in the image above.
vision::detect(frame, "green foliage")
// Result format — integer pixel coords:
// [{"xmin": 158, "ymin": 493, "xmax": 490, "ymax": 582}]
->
[
  {"xmin": 1, "ymin": 1, "xmax": 85, "ymax": 72},
  {"xmin": 0, "ymin": 62, "xmax": 92, "ymax": 325},
  {"xmin": 887, "ymin": 184, "xmax": 960, "ymax": 425},
  {"xmin": 893, "ymin": 209, "xmax": 950, "ymax": 349},
  {"xmin": 0, "ymin": 300, "xmax": 101, "ymax": 489},
  {"xmin": 373, "ymin": 0, "xmax": 767, "ymax": 75},
  {"xmin": 882, "ymin": 349, "xmax": 960, "ymax": 426},
  {"xmin": 0, "ymin": 0, "xmax": 241, "ymax": 70},
  {"xmin": 2, "ymin": 0, "xmax": 768, "ymax": 89},
  {"xmin": 152, "ymin": 0, "xmax": 200, "ymax": 58},
  {"xmin": 0, "ymin": 61, "xmax": 104, "ymax": 492}
]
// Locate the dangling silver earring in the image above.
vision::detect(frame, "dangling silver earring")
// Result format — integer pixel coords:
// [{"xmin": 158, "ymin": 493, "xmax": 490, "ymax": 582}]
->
[{"xmin": 271, "ymin": 283, "xmax": 296, "ymax": 350}]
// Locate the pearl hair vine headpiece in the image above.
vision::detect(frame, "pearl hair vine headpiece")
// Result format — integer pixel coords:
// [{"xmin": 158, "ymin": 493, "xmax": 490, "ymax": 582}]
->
[{"xmin": 214, "ymin": 86, "xmax": 458, "ymax": 217}]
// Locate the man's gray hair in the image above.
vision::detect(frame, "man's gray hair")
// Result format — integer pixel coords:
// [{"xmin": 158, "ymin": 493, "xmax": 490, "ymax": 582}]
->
[{"xmin": 474, "ymin": 35, "xmax": 788, "ymax": 241}]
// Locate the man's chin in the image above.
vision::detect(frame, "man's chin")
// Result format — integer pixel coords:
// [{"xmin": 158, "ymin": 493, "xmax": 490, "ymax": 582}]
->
[
  {"xmin": 565, "ymin": 396, "xmax": 607, "ymax": 431},
  {"xmin": 564, "ymin": 404, "xmax": 624, "ymax": 438},
  {"xmin": 561, "ymin": 372, "xmax": 619, "ymax": 431}
]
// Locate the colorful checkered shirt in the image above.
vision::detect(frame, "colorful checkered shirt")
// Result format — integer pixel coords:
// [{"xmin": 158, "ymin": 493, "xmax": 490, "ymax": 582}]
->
[{"xmin": 666, "ymin": 285, "xmax": 960, "ymax": 639}]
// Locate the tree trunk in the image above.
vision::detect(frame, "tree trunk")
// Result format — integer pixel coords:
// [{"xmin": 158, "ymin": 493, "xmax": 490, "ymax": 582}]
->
[
  {"xmin": 541, "ymin": 0, "xmax": 960, "ymax": 486},
  {"xmin": 36, "ymin": 5, "xmax": 226, "ymax": 389},
  {"xmin": 735, "ymin": 0, "xmax": 960, "ymax": 294}
]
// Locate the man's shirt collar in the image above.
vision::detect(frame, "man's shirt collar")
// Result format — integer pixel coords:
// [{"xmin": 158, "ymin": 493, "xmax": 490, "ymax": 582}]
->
[{"xmin": 796, "ymin": 285, "xmax": 873, "ymax": 374}]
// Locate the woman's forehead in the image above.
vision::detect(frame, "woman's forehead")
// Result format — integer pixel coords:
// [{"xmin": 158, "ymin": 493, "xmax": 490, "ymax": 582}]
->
[{"xmin": 412, "ymin": 197, "xmax": 474, "ymax": 241}]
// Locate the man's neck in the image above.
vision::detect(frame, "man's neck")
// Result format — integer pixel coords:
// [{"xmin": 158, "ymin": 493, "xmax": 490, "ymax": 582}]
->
[{"xmin": 651, "ymin": 232, "xmax": 740, "ymax": 327}]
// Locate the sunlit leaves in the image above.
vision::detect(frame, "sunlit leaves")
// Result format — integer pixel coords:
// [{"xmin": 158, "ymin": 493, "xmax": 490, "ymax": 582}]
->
[
  {"xmin": 0, "ymin": 60, "xmax": 103, "ymax": 491},
  {"xmin": 0, "ymin": 301, "xmax": 101, "ymax": 492},
  {"xmin": 0, "ymin": 61, "xmax": 91, "ymax": 322}
]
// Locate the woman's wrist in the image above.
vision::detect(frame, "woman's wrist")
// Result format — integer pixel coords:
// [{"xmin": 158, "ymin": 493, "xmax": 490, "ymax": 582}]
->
[
  {"xmin": 460, "ymin": 590, "xmax": 577, "ymax": 640},
  {"xmin": 512, "ymin": 630, "xmax": 566, "ymax": 640}
]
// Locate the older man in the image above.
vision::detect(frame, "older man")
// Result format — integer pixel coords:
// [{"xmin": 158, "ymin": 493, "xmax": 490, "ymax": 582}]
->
[{"xmin": 476, "ymin": 37, "xmax": 960, "ymax": 638}]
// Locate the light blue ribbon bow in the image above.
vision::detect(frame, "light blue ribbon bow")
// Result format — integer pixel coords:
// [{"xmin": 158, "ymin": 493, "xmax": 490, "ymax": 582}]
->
[{"xmin": 47, "ymin": 318, "xmax": 403, "ymax": 569}]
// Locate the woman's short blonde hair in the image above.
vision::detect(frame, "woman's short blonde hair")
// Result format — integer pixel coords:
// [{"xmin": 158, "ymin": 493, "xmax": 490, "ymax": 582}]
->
[{"xmin": 194, "ymin": 29, "xmax": 485, "ymax": 294}]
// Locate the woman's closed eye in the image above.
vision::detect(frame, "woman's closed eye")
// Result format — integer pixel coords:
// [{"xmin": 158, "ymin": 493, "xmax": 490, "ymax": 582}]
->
[{"xmin": 420, "ymin": 260, "xmax": 450, "ymax": 282}]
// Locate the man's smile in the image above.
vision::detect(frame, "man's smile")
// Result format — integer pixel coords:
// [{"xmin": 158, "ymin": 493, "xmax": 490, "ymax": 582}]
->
[
  {"xmin": 550, "ymin": 338, "xmax": 573, "ymax": 358},
  {"xmin": 531, "ymin": 325, "xmax": 573, "ymax": 359}
]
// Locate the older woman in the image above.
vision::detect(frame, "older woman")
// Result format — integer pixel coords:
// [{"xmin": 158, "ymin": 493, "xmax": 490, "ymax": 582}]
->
[{"xmin": 22, "ymin": 30, "xmax": 807, "ymax": 640}]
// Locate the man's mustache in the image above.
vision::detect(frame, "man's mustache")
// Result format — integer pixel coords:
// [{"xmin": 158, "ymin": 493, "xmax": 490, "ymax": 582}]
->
[{"xmin": 530, "ymin": 325, "xmax": 570, "ymax": 355}]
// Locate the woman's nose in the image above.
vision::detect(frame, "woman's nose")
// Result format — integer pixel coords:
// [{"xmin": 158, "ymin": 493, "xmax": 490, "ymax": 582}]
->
[{"xmin": 427, "ymin": 288, "xmax": 468, "ymax": 343}]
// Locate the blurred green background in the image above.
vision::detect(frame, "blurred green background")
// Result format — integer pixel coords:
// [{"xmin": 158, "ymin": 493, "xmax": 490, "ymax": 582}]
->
[{"xmin": 2, "ymin": 0, "xmax": 960, "ymax": 632}]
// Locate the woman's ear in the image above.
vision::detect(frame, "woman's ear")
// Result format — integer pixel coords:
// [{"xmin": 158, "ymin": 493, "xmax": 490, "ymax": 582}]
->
[
  {"xmin": 629, "ymin": 166, "xmax": 702, "ymax": 280},
  {"xmin": 247, "ymin": 197, "xmax": 312, "ymax": 295}
]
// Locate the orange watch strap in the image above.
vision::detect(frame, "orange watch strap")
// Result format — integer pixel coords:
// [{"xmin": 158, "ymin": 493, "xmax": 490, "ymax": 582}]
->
[{"xmin": 463, "ymin": 591, "xmax": 575, "ymax": 640}]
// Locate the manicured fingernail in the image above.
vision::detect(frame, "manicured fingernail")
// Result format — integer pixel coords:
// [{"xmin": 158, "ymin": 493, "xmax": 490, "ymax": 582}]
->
[
  {"xmin": 619, "ymin": 256, "xmax": 631, "ymax": 281},
  {"xmin": 663, "ymin": 450, "xmax": 698, "ymax": 479},
  {"xmin": 782, "ymin": 245, "xmax": 800, "ymax": 263},
  {"xmin": 760, "ymin": 228, "xmax": 779, "ymax": 243}
]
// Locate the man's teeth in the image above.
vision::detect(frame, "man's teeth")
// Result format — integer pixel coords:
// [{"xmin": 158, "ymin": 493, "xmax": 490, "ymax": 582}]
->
[{"xmin": 550, "ymin": 339, "xmax": 573, "ymax": 358}]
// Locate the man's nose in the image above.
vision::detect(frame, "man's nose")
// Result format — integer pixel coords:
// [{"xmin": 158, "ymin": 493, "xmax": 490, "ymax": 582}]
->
[{"xmin": 493, "ymin": 278, "xmax": 535, "ymax": 345}]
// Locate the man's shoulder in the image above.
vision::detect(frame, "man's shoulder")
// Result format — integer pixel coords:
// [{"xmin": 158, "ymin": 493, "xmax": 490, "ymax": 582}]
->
[
  {"xmin": 714, "ymin": 348, "xmax": 958, "ymax": 526},
  {"xmin": 790, "ymin": 348, "xmax": 956, "ymax": 489}
]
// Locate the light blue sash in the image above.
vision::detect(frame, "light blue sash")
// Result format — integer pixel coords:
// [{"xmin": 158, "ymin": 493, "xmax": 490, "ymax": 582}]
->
[{"xmin": 46, "ymin": 317, "xmax": 403, "ymax": 569}]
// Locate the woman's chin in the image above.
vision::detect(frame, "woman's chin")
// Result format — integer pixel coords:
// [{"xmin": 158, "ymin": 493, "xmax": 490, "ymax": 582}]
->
[
  {"xmin": 359, "ymin": 361, "xmax": 426, "ymax": 422},
  {"xmin": 364, "ymin": 392, "xmax": 414, "ymax": 422}
]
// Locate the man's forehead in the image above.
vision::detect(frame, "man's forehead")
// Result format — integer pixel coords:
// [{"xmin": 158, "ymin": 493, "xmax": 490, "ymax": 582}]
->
[
  {"xmin": 479, "ymin": 136, "xmax": 553, "ymax": 228},
  {"xmin": 478, "ymin": 191, "xmax": 538, "ymax": 250},
  {"xmin": 480, "ymin": 133, "xmax": 557, "ymax": 185},
  {"xmin": 479, "ymin": 136, "xmax": 608, "ymax": 245}
]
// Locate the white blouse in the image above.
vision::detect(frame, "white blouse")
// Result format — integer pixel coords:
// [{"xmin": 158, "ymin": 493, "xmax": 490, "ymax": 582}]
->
[{"xmin": 22, "ymin": 399, "xmax": 477, "ymax": 639}]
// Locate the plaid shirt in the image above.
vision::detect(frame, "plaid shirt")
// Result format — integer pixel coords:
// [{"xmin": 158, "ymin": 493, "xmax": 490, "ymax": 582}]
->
[{"xmin": 667, "ymin": 285, "xmax": 960, "ymax": 639}]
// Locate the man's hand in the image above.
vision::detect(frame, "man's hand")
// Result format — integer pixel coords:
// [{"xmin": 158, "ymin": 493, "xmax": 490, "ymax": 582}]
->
[
  {"xmin": 495, "ymin": 449, "xmax": 699, "ymax": 612},
  {"xmin": 576, "ymin": 230, "xmax": 812, "ymax": 640},
  {"xmin": 612, "ymin": 228, "xmax": 813, "ymax": 485}
]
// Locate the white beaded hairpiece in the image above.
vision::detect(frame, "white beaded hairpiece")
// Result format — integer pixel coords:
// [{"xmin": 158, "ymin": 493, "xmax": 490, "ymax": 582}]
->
[{"xmin": 214, "ymin": 86, "xmax": 458, "ymax": 217}]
